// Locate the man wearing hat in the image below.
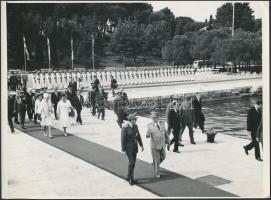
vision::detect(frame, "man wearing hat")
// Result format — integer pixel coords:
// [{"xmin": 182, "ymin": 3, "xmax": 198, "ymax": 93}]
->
[
  {"xmin": 243, "ymin": 99, "xmax": 263, "ymax": 161},
  {"xmin": 121, "ymin": 112, "xmax": 144, "ymax": 186},
  {"xmin": 146, "ymin": 111, "xmax": 169, "ymax": 178}
]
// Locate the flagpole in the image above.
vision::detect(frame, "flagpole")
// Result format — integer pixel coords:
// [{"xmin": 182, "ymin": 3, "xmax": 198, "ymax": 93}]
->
[
  {"xmin": 47, "ymin": 37, "xmax": 51, "ymax": 69},
  {"xmin": 71, "ymin": 37, "xmax": 74, "ymax": 71},
  {"xmin": 23, "ymin": 36, "xmax": 26, "ymax": 72},
  {"xmin": 232, "ymin": 2, "xmax": 234, "ymax": 37},
  {"xmin": 92, "ymin": 34, "xmax": 95, "ymax": 70}
]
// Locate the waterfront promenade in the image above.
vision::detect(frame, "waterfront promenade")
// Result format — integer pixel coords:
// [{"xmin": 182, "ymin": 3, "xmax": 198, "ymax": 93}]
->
[
  {"xmin": 5, "ymin": 109, "xmax": 265, "ymax": 198},
  {"xmin": 3, "ymin": 77, "xmax": 267, "ymax": 198}
]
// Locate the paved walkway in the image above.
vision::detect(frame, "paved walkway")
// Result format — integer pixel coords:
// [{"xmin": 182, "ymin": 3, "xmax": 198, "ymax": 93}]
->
[
  {"xmin": 4, "ymin": 77, "xmax": 267, "ymax": 198},
  {"xmin": 5, "ymin": 108, "xmax": 266, "ymax": 198},
  {"xmin": 12, "ymin": 123, "xmax": 236, "ymax": 197}
]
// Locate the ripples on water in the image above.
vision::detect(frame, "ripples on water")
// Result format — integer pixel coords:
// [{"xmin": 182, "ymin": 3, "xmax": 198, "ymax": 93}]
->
[{"xmin": 137, "ymin": 97, "xmax": 260, "ymax": 140}]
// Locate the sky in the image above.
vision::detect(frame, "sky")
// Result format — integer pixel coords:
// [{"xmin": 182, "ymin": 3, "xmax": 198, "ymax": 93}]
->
[{"xmin": 148, "ymin": 1, "xmax": 267, "ymax": 22}]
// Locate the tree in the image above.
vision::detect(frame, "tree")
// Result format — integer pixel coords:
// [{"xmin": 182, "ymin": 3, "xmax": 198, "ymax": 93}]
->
[
  {"xmin": 171, "ymin": 35, "xmax": 192, "ymax": 65},
  {"xmin": 175, "ymin": 17, "xmax": 197, "ymax": 35},
  {"xmin": 216, "ymin": 3, "xmax": 255, "ymax": 32},
  {"xmin": 190, "ymin": 28, "xmax": 230, "ymax": 63},
  {"xmin": 109, "ymin": 20, "xmax": 145, "ymax": 65},
  {"xmin": 161, "ymin": 40, "xmax": 173, "ymax": 62}
]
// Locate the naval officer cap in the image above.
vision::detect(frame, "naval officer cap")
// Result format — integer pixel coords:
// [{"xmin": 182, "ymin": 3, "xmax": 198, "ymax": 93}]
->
[{"xmin": 127, "ymin": 112, "xmax": 137, "ymax": 120}]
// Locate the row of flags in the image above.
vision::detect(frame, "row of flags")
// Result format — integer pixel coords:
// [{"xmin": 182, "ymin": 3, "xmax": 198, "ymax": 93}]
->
[
  {"xmin": 22, "ymin": 35, "xmax": 75, "ymax": 68},
  {"xmin": 22, "ymin": 35, "xmax": 95, "ymax": 70}
]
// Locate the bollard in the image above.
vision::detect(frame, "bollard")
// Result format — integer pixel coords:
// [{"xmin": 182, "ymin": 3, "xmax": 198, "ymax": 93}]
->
[{"xmin": 206, "ymin": 128, "xmax": 217, "ymax": 143}]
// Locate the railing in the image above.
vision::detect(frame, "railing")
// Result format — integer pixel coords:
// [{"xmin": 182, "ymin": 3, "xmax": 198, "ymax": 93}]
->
[{"xmin": 23, "ymin": 67, "xmax": 261, "ymax": 91}]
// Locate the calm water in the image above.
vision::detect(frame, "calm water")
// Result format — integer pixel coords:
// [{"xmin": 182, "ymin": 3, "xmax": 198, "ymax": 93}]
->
[{"xmin": 136, "ymin": 96, "xmax": 260, "ymax": 140}]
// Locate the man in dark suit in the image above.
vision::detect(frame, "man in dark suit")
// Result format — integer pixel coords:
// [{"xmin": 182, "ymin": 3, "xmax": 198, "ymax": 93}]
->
[
  {"xmin": 73, "ymin": 90, "xmax": 84, "ymax": 125},
  {"xmin": 8, "ymin": 92, "xmax": 16, "ymax": 133},
  {"xmin": 192, "ymin": 93, "xmax": 206, "ymax": 133},
  {"xmin": 114, "ymin": 90, "xmax": 129, "ymax": 128},
  {"xmin": 167, "ymin": 100, "xmax": 182, "ymax": 153},
  {"xmin": 51, "ymin": 87, "xmax": 60, "ymax": 119},
  {"xmin": 89, "ymin": 83, "xmax": 97, "ymax": 116},
  {"xmin": 96, "ymin": 87, "xmax": 107, "ymax": 120},
  {"xmin": 72, "ymin": 79, "xmax": 77, "ymax": 96},
  {"xmin": 17, "ymin": 90, "xmax": 27, "ymax": 129},
  {"xmin": 110, "ymin": 75, "xmax": 118, "ymax": 97},
  {"xmin": 92, "ymin": 75, "xmax": 100, "ymax": 93},
  {"xmin": 179, "ymin": 97, "xmax": 196, "ymax": 144},
  {"xmin": 24, "ymin": 88, "xmax": 34, "ymax": 122},
  {"xmin": 121, "ymin": 112, "xmax": 144, "ymax": 186},
  {"xmin": 243, "ymin": 99, "xmax": 262, "ymax": 161}
]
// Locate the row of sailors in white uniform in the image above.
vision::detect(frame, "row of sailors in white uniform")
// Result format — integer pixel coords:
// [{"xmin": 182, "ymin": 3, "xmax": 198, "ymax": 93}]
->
[{"xmin": 30, "ymin": 67, "xmax": 213, "ymax": 89}]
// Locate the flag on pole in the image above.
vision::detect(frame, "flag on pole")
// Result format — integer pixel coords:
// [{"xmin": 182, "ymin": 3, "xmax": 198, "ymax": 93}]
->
[
  {"xmin": 23, "ymin": 35, "xmax": 30, "ymax": 61},
  {"xmin": 71, "ymin": 37, "xmax": 74, "ymax": 60},
  {"xmin": 92, "ymin": 34, "xmax": 95, "ymax": 70},
  {"xmin": 47, "ymin": 37, "xmax": 51, "ymax": 61},
  {"xmin": 47, "ymin": 37, "xmax": 51, "ymax": 69}
]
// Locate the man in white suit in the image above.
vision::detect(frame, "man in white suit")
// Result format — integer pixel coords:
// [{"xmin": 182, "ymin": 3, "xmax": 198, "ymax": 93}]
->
[{"xmin": 146, "ymin": 111, "xmax": 169, "ymax": 178}]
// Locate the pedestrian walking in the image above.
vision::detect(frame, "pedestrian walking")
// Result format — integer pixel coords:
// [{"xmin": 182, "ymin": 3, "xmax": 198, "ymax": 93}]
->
[
  {"xmin": 51, "ymin": 87, "xmax": 60, "ymax": 120},
  {"xmin": 256, "ymin": 119, "xmax": 263, "ymax": 149},
  {"xmin": 89, "ymin": 83, "xmax": 97, "ymax": 116},
  {"xmin": 18, "ymin": 90, "xmax": 27, "ymax": 129},
  {"xmin": 113, "ymin": 90, "xmax": 128, "ymax": 128},
  {"xmin": 73, "ymin": 90, "xmax": 84, "ymax": 125},
  {"xmin": 96, "ymin": 87, "xmax": 107, "ymax": 120},
  {"xmin": 34, "ymin": 94, "xmax": 43, "ymax": 124},
  {"xmin": 25, "ymin": 88, "xmax": 34, "ymax": 122},
  {"xmin": 110, "ymin": 75, "xmax": 118, "ymax": 97},
  {"xmin": 40, "ymin": 93, "xmax": 53, "ymax": 138},
  {"xmin": 243, "ymin": 99, "xmax": 262, "ymax": 161},
  {"xmin": 121, "ymin": 112, "xmax": 144, "ymax": 186},
  {"xmin": 8, "ymin": 92, "xmax": 16, "ymax": 133},
  {"xmin": 14, "ymin": 90, "xmax": 21, "ymax": 124},
  {"xmin": 57, "ymin": 94, "xmax": 73, "ymax": 136},
  {"xmin": 179, "ymin": 97, "xmax": 196, "ymax": 144},
  {"xmin": 146, "ymin": 111, "xmax": 169, "ymax": 178},
  {"xmin": 167, "ymin": 101, "xmax": 182, "ymax": 153},
  {"xmin": 192, "ymin": 93, "xmax": 206, "ymax": 133}
]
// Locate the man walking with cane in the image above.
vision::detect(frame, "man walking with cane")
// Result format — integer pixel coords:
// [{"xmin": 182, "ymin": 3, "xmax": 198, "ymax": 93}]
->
[{"xmin": 121, "ymin": 112, "xmax": 144, "ymax": 186}]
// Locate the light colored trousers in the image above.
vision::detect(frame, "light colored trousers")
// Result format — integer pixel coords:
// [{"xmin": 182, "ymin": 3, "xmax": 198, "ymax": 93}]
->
[{"xmin": 151, "ymin": 147, "xmax": 166, "ymax": 175}]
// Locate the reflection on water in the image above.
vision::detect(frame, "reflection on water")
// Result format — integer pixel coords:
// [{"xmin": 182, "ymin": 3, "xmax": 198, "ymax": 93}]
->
[{"xmin": 137, "ymin": 96, "xmax": 260, "ymax": 140}]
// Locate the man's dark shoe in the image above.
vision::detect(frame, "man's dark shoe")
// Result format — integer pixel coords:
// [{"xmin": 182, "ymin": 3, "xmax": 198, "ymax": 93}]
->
[
  {"xmin": 129, "ymin": 180, "xmax": 134, "ymax": 186},
  {"xmin": 173, "ymin": 150, "xmax": 181, "ymax": 153},
  {"xmin": 191, "ymin": 141, "xmax": 196, "ymax": 144},
  {"xmin": 243, "ymin": 146, "xmax": 248, "ymax": 155},
  {"xmin": 167, "ymin": 144, "xmax": 170, "ymax": 151},
  {"xmin": 178, "ymin": 143, "xmax": 184, "ymax": 147},
  {"xmin": 256, "ymin": 157, "xmax": 263, "ymax": 162}
]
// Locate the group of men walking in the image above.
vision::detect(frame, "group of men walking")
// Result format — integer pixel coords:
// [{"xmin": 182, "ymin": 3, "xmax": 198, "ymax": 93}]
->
[
  {"xmin": 166, "ymin": 93, "xmax": 206, "ymax": 153},
  {"xmin": 120, "ymin": 95, "xmax": 263, "ymax": 186},
  {"xmin": 7, "ymin": 71, "xmax": 263, "ymax": 187}
]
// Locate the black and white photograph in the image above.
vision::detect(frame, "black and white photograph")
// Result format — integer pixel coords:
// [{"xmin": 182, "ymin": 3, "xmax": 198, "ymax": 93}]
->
[{"xmin": 1, "ymin": 0, "xmax": 270, "ymax": 198}]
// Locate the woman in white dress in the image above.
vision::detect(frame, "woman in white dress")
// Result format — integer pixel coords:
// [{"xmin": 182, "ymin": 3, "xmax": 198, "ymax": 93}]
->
[
  {"xmin": 40, "ymin": 93, "xmax": 53, "ymax": 138},
  {"xmin": 57, "ymin": 93, "xmax": 72, "ymax": 136}
]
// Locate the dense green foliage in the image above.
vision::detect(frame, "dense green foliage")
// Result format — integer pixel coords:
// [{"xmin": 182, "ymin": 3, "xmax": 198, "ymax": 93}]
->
[{"xmin": 7, "ymin": 3, "xmax": 261, "ymax": 70}]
